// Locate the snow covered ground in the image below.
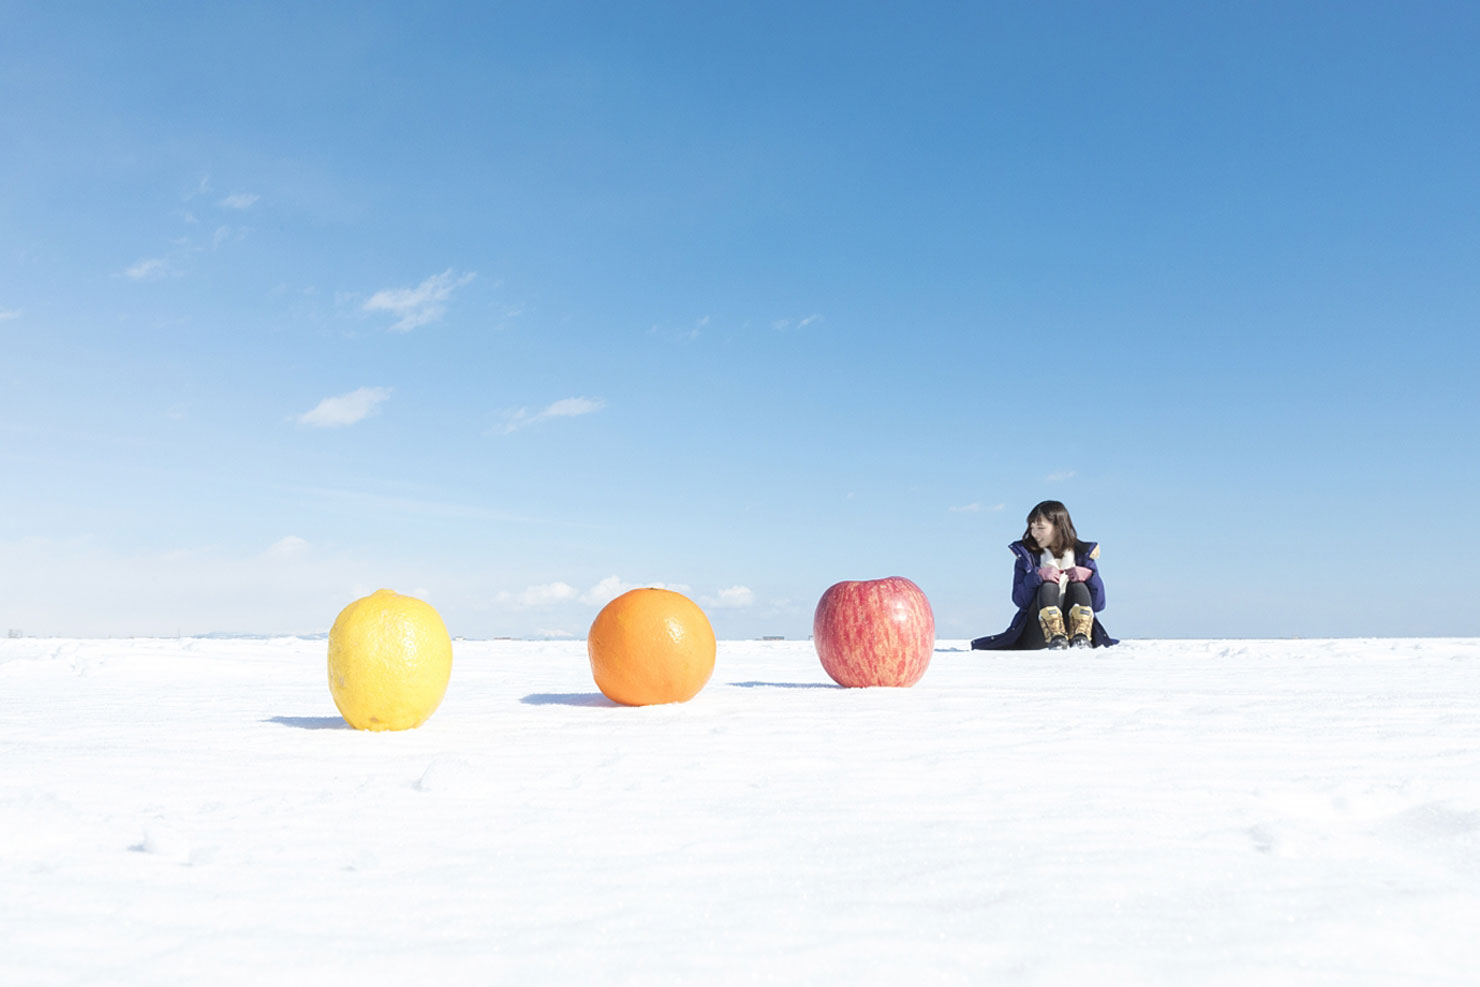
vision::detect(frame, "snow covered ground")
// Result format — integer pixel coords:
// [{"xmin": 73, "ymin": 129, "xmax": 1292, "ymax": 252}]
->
[{"xmin": 3, "ymin": 636, "xmax": 1479, "ymax": 985}]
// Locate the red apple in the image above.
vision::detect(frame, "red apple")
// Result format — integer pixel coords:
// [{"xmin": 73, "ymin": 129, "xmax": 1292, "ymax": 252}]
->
[{"xmin": 813, "ymin": 577, "xmax": 934, "ymax": 688}]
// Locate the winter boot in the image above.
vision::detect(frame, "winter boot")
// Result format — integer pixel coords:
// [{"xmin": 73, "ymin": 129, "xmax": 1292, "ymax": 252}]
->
[
  {"xmin": 1068, "ymin": 605, "xmax": 1094, "ymax": 649},
  {"xmin": 1038, "ymin": 606, "xmax": 1069, "ymax": 650}
]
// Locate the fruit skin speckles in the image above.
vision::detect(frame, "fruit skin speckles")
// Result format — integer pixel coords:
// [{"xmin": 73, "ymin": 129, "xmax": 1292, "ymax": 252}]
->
[
  {"xmin": 587, "ymin": 588, "xmax": 716, "ymax": 706},
  {"xmin": 813, "ymin": 577, "xmax": 934, "ymax": 688},
  {"xmin": 327, "ymin": 589, "xmax": 454, "ymax": 731}
]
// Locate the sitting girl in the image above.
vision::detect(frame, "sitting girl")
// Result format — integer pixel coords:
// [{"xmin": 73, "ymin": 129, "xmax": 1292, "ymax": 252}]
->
[{"xmin": 971, "ymin": 500, "xmax": 1116, "ymax": 650}]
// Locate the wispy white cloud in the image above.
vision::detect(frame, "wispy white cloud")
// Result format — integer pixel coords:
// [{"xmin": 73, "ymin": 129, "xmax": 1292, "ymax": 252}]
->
[
  {"xmin": 581, "ymin": 575, "xmax": 640, "ymax": 607},
  {"xmin": 294, "ymin": 386, "xmax": 392, "ymax": 428},
  {"xmin": 651, "ymin": 312, "xmax": 822, "ymax": 340},
  {"xmin": 705, "ymin": 585, "xmax": 755, "ymax": 609},
  {"xmin": 773, "ymin": 313, "xmax": 824, "ymax": 331},
  {"xmin": 580, "ymin": 576, "xmax": 690, "ymax": 607},
  {"xmin": 1045, "ymin": 470, "xmax": 1077, "ymax": 482},
  {"xmin": 265, "ymin": 536, "xmax": 309, "ymax": 560},
  {"xmin": 495, "ymin": 575, "xmax": 723, "ymax": 613},
  {"xmin": 123, "ymin": 258, "xmax": 174, "ymax": 281},
  {"xmin": 219, "ymin": 193, "xmax": 260, "ymax": 209},
  {"xmin": 363, "ymin": 269, "xmax": 476, "ymax": 331},
  {"xmin": 0, "ymin": 309, "xmax": 20, "ymax": 321},
  {"xmin": 496, "ymin": 581, "xmax": 578, "ymax": 609},
  {"xmin": 496, "ymin": 396, "xmax": 606, "ymax": 435},
  {"xmin": 492, "ymin": 303, "xmax": 527, "ymax": 331},
  {"xmin": 650, "ymin": 315, "xmax": 708, "ymax": 342},
  {"xmin": 663, "ymin": 316, "xmax": 706, "ymax": 343}
]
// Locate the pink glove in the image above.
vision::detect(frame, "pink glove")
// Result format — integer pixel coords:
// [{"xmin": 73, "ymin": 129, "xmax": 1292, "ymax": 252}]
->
[
  {"xmin": 1066, "ymin": 566, "xmax": 1093, "ymax": 583},
  {"xmin": 1036, "ymin": 566, "xmax": 1062, "ymax": 583}
]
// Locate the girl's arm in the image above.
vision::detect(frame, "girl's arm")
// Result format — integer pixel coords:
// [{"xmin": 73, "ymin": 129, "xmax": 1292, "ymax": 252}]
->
[
  {"xmin": 1084, "ymin": 556, "xmax": 1107, "ymax": 612},
  {"xmin": 1011, "ymin": 552, "xmax": 1044, "ymax": 609}
]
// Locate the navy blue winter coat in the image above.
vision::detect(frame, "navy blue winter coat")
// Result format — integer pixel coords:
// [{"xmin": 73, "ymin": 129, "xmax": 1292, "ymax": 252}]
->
[{"xmin": 970, "ymin": 540, "xmax": 1117, "ymax": 649}]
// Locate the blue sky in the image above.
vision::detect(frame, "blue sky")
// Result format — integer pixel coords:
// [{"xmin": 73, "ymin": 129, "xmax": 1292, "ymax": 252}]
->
[{"xmin": 2, "ymin": 2, "xmax": 1477, "ymax": 639}]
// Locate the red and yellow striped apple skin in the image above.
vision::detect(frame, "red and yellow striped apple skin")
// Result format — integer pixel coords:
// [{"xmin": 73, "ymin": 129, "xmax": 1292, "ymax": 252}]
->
[{"xmin": 813, "ymin": 577, "xmax": 934, "ymax": 688}]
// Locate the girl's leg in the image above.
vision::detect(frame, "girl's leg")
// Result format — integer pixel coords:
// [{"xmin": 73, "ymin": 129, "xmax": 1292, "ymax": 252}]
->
[
  {"xmin": 1017, "ymin": 582, "xmax": 1062, "ymax": 649},
  {"xmin": 1064, "ymin": 582, "xmax": 1094, "ymax": 646}
]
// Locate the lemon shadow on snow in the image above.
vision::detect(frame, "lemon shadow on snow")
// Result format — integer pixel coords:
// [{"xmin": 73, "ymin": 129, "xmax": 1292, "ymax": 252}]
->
[{"xmin": 264, "ymin": 716, "xmax": 351, "ymax": 730}]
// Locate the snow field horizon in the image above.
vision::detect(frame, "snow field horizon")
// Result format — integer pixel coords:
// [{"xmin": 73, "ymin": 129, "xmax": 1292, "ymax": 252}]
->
[
  {"xmin": 3, "ymin": 636, "xmax": 1479, "ymax": 983},
  {"xmin": 8, "ymin": 632, "xmax": 1474, "ymax": 644}
]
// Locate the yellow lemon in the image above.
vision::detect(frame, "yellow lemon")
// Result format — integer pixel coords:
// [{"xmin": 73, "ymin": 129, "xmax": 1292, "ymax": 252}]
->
[{"xmin": 327, "ymin": 589, "xmax": 453, "ymax": 731}]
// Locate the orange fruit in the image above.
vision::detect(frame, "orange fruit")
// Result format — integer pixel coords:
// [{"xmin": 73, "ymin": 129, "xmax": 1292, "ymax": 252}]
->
[{"xmin": 587, "ymin": 588, "xmax": 716, "ymax": 706}]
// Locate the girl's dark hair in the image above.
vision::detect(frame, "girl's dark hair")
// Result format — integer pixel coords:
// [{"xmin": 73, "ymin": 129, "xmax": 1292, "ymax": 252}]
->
[{"xmin": 1022, "ymin": 500, "xmax": 1079, "ymax": 556}]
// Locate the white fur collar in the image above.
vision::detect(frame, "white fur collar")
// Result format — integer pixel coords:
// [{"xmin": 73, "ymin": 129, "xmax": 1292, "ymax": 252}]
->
[{"xmin": 1040, "ymin": 547, "xmax": 1075, "ymax": 597}]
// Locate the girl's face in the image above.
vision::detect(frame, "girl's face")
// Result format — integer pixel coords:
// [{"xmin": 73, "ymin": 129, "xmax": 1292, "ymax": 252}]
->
[{"xmin": 1029, "ymin": 516, "xmax": 1055, "ymax": 547}]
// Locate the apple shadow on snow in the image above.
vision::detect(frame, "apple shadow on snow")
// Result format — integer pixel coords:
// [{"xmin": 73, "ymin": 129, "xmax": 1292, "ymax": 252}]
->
[
  {"xmin": 520, "ymin": 692, "xmax": 621, "ymax": 708},
  {"xmin": 264, "ymin": 715, "xmax": 351, "ymax": 730}
]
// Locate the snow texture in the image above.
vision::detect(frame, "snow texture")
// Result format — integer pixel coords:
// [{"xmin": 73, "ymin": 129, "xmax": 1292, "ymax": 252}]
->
[{"xmin": 3, "ymin": 637, "xmax": 1479, "ymax": 984}]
